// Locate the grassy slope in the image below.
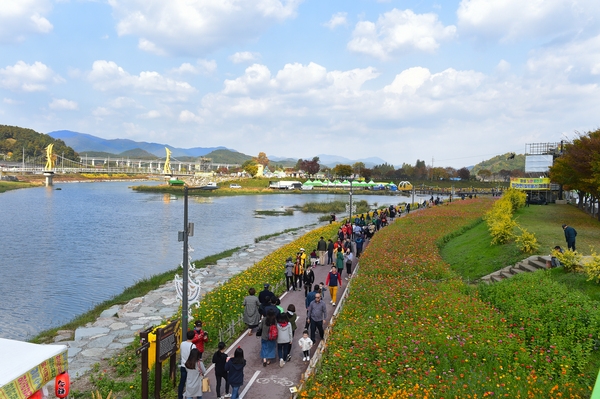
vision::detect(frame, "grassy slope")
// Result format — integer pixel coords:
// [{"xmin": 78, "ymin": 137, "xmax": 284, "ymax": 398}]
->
[
  {"xmin": 0, "ymin": 181, "xmax": 40, "ymax": 193},
  {"xmin": 441, "ymin": 203, "xmax": 600, "ymax": 298}
]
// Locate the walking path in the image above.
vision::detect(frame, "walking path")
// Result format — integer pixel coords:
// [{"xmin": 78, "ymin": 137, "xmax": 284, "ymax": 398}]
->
[{"xmin": 56, "ymin": 223, "xmax": 325, "ymax": 379}]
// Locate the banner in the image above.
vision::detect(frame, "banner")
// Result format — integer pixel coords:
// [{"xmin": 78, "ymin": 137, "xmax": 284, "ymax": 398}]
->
[{"xmin": 510, "ymin": 178, "xmax": 551, "ymax": 190}]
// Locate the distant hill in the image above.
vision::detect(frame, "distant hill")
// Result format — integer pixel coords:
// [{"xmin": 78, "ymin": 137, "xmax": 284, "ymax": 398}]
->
[
  {"xmin": 471, "ymin": 153, "xmax": 525, "ymax": 175},
  {"xmin": 118, "ymin": 148, "xmax": 156, "ymax": 158},
  {"xmin": 203, "ymin": 149, "xmax": 252, "ymax": 164},
  {"xmin": 1, "ymin": 124, "xmax": 78, "ymax": 162},
  {"xmin": 48, "ymin": 130, "xmax": 229, "ymax": 158}
]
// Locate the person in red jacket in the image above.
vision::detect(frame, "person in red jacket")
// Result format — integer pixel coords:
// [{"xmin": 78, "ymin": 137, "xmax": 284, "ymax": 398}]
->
[{"xmin": 192, "ymin": 320, "xmax": 209, "ymax": 358}]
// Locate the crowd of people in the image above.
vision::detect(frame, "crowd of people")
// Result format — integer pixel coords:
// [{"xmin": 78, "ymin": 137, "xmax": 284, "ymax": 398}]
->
[{"xmin": 177, "ymin": 204, "xmax": 416, "ymax": 399}]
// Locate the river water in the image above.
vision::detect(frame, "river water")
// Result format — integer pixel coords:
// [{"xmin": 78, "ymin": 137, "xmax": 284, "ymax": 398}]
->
[{"xmin": 0, "ymin": 181, "xmax": 416, "ymax": 340}]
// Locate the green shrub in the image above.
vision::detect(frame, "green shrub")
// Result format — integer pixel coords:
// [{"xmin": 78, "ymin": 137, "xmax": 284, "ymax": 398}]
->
[
  {"xmin": 556, "ymin": 248, "xmax": 583, "ymax": 273},
  {"xmin": 478, "ymin": 271, "xmax": 600, "ymax": 378},
  {"xmin": 515, "ymin": 226, "xmax": 540, "ymax": 253},
  {"xmin": 584, "ymin": 248, "xmax": 600, "ymax": 283}
]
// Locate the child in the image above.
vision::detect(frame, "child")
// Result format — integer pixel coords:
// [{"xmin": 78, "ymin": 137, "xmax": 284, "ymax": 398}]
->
[
  {"xmin": 211, "ymin": 342, "xmax": 230, "ymax": 399},
  {"xmin": 298, "ymin": 330, "xmax": 314, "ymax": 362},
  {"xmin": 225, "ymin": 347, "xmax": 246, "ymax": 399},
  {"xmin": 184, "ymin": 348, "xmax": 207, "ymax": 399}
]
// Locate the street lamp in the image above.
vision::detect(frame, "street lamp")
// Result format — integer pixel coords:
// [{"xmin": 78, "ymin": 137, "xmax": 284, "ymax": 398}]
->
[{"xmin": 179, "ymin": 185, "xmax": 202, "ymax": 339}]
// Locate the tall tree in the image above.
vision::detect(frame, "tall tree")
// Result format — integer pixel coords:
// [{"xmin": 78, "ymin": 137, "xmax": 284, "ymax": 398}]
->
[
  {"xmin": 478, "ymin": 169, "xmax": 492, "ymax": 181},
  {"xmin": 352, "ymin": 162, "xmax": 365, "ymax": 176},
  {"xmin": 457, "ymin": 167, "xmax": 470, "ymax": 181},
  {"xmin": 550, "ymin": 129, "xmax": 600, "ymax": 214},
  {"xmin": 255, "ymin": 152, "xmax": 269, "ymax": 167},
  {"xmin": 300, "ymin": 157, "xmax": 320, "ymax": 176},
  {"xmin": 332, "ymin": 164, "xmax": 353, "ymax": 177}
]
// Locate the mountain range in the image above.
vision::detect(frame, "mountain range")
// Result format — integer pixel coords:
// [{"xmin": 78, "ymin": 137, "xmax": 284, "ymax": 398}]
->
[{"xmin": 48, "ymin": 130, "xmax": 388, "ymax": 168}]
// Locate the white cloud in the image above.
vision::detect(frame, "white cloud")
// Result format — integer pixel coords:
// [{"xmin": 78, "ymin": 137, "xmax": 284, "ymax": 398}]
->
[
  {"xmin": 87, "ymin": 60, "xmax": 196, "ymax": 97},
  {"xmin": 230, "ymin": 52, "xmax": 261, "ymax": 64},
  {"xmin": 109, "ymin": 96, "xmax": 138, "ymax": 109},
  {"xmin": 108, "ymin": 0, "xmax": 303, "ymax": 56},
  {"xmin": 348, "ymin": 9, "xmax": 456, "ymax": 59},
  {"xmin": 275, "ymin": 62, "xmax": 328, "ymax": 91},
  {"xmin": 526, "ymin": 33, "xmax": 600, "ymax": 80},
  {"xmin": 179, "ymin": 110, "xmax": 203, "ymax": 123},
  {"xmin": 0, "ymin": 0, "xmax": 53, "ymax": 42},
  {"xmin": 324, "ymin": 12, "xmax": 348, "ymax": 30},
  {"xmin": 138, "ymin": 110, "xmax": 160, "ymax": 119},
  {"xmin": 3, "ymin": 98, "xmax": 22, "ymax": 105},
  {"xmin": 0, "ymin": 61, "xmax": 64, "ymax": 92},
  {"xmin": 457, "ymin": 0, "xmax": 598, "ymax": 42},
  {"xmin": 49, "ymin": 98, "xmax": 78, "ymax": 110},
  {"xmin": 172, "ymin": 60, "xmax": 217, "ymax": 74},
  {"xmin": 92, "ymin": 107, "xmax": 113, "ymax": 117}
]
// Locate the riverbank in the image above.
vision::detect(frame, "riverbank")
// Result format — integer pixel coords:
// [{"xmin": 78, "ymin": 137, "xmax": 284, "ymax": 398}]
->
[{"xmin": 56, "ymin": 223, "xmax": 323, "ymax": 397}]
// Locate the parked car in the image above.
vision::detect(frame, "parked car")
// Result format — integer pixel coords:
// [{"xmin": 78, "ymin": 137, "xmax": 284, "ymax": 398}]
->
[{"xmin": 230, "ymin": 184, "xmax": 242, "ymax": 189}]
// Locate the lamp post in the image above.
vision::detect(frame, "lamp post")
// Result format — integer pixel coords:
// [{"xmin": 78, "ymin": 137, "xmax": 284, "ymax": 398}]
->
[{"xmin": 180, "ymin": 185, "xmax": 201, "ymax": 339}]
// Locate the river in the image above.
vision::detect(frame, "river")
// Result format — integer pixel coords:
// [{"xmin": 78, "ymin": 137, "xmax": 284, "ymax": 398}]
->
[{"xmin": 0, "ymin": 181, "xmax": 422, "ymax": 340}]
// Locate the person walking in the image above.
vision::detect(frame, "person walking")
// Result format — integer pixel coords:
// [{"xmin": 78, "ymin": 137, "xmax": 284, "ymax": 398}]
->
[
  {"xmin": 211, "ymin": 342, "xmax": 231, "ymax": 399},
  {"xmin": 225, "ymin": 347, "xmax": 246, "ymax": 399},
  {"xmin": 243, "ymin": 288, "xmax": 261, "ymax": 336},
  {"xmin": 258, "ymin": 284, "xmax": 275, "ymax": 307},
  {"xmin": 355, "ymin": 234, "xmax": 364, "ymax": 258},
  {"xmin": 326, "ymin": 239, "xmax": 334, "ymax": 265},
  {"xmin": 286, "ymin": 304, "xmax": 298, "ymax": 361},
  {"xmin": 306, "ymin": 292, "xmax": 327, "ymax": 343},
  {"xmin": 317, "ymin": 236, "xmax": 327, "ymax": 266},
  {"xmin": 562, "ymin": 224, "xmax": 577, "ymax": 251},
  {"xmin": 303, "ymin": 265, "xmax": 315, "ymax": 298},
  {"xmin": 293, "ymin": 253, "xmax": 304, "ymax": 290},
  {"xmin": 285, "ymin": 257, "xmax": 295, "ymax": 291},
  {"xmin": 178, "ymin": 330, "xmax": 196, "ymax": 399},
  {"xmin": 276, "ymin": 313, "xmax": 293, "ymax": 367},
  {"xmin": 259, "ymin": 310, "xmax": 277, "ymax": 366},
  {"xmin": 298, "ymin": 330, "xmax": 314, "ymax": 362},
  {"xmin": 192, "ymin": 320, "xmax": 209, "ymax": 359},
  {"xmin": 344, "ymin": 249, "xmax": 354, "ymax": 280},
  {"xmin": 335, "ymin": 249, "xmax": 344, "ymax": 278},
  {"xmin": 183, "ymin": 348, "xmax": 207, "ymax": 399},
  {"xmin": 325, "ymin": 266, "xmax": 342, "ymax": 306}
]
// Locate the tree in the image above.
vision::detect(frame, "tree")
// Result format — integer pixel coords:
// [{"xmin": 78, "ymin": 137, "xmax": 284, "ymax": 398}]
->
[
  {"xmin": 255, "ymin": 152, "xmax": 269, "ymax": 167},
  {"xmin": 332, "ymin": 164, "xmax": 353, "ymax": 177},
  {"xmin": 361, "ymin": 168, "xmax": 373, "ymax": 181},
  {"xmin": 242, "ymin": 159, "xmax": 258, "ymax": 177},
  {"xmin": 457, "ymin": 167, "xmax": 470, "ymax": 181},
  {"xmin": 372, "ymin": 163, "xmax": 395, "ymax": 179},
  {"xmin": 352, "ymin": 162, "xmax": 365, "ymax": 176},
  {"xmin": 478, "ymin": 169, "xmax": 492, "ymax": 181},
  {"xmin": 550, "ymin": 129, "xmax": 600, "ymax": 215},
  {"xmin": 299, "ymin": 156, "xmax": 320, "ymax": 176}
]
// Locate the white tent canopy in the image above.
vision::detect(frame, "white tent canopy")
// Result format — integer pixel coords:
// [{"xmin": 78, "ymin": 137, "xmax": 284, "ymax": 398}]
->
[{"xmin": 0, "ymin": 338, "xmax": 68, "ymax": 398}]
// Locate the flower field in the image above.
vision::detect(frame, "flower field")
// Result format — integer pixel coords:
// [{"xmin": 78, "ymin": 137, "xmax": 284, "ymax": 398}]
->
[
  {"xmin": 189, "ymin": 222, "xmax": 341, "ymax": 340},
  {"xmin": 300, "ymin": 199, "xmax": 597, "ymax": 398}
]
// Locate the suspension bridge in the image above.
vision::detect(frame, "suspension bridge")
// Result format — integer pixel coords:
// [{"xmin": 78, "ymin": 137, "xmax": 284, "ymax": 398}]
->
[{"xmin": 0, "ymin": 153, "xmax": 240, "ymax": 175}]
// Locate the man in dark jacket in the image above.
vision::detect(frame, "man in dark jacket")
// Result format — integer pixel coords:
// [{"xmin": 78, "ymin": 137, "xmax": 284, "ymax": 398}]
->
[
  {"xmin": 562, "ymin": 224, "xmax": 577, "ymax": 251},
  {"xmin": 258, "ymin": 283, "xmax": 275, "ymax": 306},
  {"xmin": 317, "ymin": 236, "xmax": 327, "ymax": 266},
  {"xmin": 326, "ymin": 239, "xmax": 334, "ymax": 265}
]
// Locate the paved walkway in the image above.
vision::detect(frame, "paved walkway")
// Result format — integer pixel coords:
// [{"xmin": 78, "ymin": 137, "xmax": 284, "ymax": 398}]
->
[{"xmin": 56, "ymin": 223, "xmax": 325, "ymax": 378}]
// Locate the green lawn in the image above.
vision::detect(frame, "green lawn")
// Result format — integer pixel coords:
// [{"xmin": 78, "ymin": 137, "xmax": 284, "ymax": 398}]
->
[
  {"xmin": 0, "ymin": 180, "xmax": 38, "ymax": 193},
  {"xmin": 441, "ymin": 202, "xmax": 600, "ymax": 298}
]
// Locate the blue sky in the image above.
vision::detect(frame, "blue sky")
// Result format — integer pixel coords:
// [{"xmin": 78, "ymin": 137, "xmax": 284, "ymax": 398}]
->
[{"xmin": 1, "ymin": 0, "xmax": 599, "ymax": 168}]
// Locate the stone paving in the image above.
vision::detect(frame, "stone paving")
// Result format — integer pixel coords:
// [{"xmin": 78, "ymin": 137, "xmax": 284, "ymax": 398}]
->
[{"xmin": 57, "ymin": 224, "xmax": 323, "ymax": 379}]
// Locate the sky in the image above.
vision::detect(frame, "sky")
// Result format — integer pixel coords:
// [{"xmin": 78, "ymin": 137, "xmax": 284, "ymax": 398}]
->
[{"xmin": 1, "ymin": 0, "xmax": 599, "ymax": 169}]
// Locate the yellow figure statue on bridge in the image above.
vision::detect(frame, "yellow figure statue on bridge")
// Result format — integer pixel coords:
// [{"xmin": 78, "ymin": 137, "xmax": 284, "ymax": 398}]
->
[
  {"xmin": 44, "ymin": 144, "xmax": 56, "ymax": 171},
  {"xmin": 164, "ymin": 147, "xmax": 172, "ymax": 174}
]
